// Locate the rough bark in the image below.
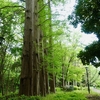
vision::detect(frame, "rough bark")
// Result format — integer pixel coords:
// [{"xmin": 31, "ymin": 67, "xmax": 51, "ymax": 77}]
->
[
  {"xmin": 19, "ymin": 0, "xmax": 54, "ymax": 96},
  {"xmin": 19, "ymin": 0, "xmax": 35, "ymax": 96},
  {"xmin": 32, "ymin": 0, "xmax": 40, "ymax": 95},
  {"xmin": 39, "ymin": 31, "xmax": 46, "ymax": 96}
]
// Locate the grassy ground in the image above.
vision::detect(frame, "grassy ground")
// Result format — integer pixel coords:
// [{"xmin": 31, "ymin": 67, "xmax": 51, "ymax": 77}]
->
[
  {"xmin": 41, "ymin": 88, "xmax": 100, "ymax": 100},
  {"xmin": 41, "ymin": 91, "xmax": 87, "ymax": 100},
  {"xmin": 1, "ymin": 88, "xmax": 100, "ymax": 100},
  {"xmin": 41, "ymin": 88, "xmax": 88, "ymax": 100}
]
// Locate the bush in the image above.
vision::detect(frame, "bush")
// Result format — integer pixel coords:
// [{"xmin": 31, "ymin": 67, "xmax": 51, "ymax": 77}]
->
[
  {"xmin": 74, "ymin": 86, "xmax": 81, "ymax": 90},
  {"xmin": 0, "ymin": 93, "xmax": 18, "ymax": 100},
  {"xmin": 63, "ymin": 85, "xmax": 74, "ymax": 91}
]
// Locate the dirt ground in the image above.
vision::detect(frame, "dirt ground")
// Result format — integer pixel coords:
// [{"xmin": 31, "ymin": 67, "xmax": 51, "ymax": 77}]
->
[
  {"xmin": 86, "ymin": 87, "xmax": 100, "ymax": 100},
  {"xmin": 87, "ymin": 95, "xmax": 100, "ymax": 100}
]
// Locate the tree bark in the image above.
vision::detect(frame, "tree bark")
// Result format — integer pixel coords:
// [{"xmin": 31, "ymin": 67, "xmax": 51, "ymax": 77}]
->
[
  {"xmin": 19, "ymin": 0, "xmax": 35, "ymax": 96},
  {"xmin": 48, "ymin": 0, "xmax": 55, "ymax": 93}
]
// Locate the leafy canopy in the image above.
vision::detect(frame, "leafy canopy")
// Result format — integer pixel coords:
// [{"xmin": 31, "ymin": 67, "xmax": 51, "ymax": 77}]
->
[
  {"xmin": 68, "ymin": 0, "xmax": 100, "ymax": 38},
  {"xmin": 69, "ymin": 0, "xmax": 100, "ymax": 66}
]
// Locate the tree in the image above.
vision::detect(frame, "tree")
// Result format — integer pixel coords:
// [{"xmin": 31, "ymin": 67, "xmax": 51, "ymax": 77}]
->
[
  {"xmin": 68, "ymin": 65, "xmax": 84, "ymax": 85},
  {"xmin": 19, "ymin": 0, "xmax": 69, "ymax": 96},
  {"xmin": 78, "ymin": 41, "xmax": 100, "ymax": 66},
  {"xmin": 0, "ymin": 0, "xmax": 24, "ymax": 95},
  {"xmin": 68, "ymin": 0, "xmax": 100, "ymax": 66},
  {"xmin": 68, "ymin": 0, "xmax": 100, "ymax": 37}
]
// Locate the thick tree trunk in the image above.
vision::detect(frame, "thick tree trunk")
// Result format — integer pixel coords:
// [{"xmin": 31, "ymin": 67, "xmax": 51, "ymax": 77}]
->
[
  {"xmin": 19, "ymin": 0, "xmax": 54, "ymax": 96},
  {"xmin": 40, "ymin": 67, "xmax": 46, "ymax": 96},
  {"xmin": 19, "ymin": 0, "xmax": 35, "ymax": 96},
  {"xmin": 32, "ymin": 0, "xmax": 40, "ymax": 95},
  {"xmin": 49, "ymin": 73, "xmax": 55, "ymax": 93}
]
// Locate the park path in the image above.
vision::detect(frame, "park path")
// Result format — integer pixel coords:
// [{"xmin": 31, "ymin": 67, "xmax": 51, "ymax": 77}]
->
[
  {"xmin": 91, "ymin": 87, "xmax": 100, "ymax": 93},
  {"xmin": 87, "ymin": 87, "xmax": 100, "ymax": 100}
]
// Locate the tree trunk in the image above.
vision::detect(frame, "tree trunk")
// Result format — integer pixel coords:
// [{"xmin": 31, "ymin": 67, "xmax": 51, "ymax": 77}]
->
[
  {"xmin": 48, "ymin": 0, "xmax": 55, "ymax": 93},
  {"xmin": 39, "ymin": 31, "xmax": 46, "ymax": 96},
  {"xmin": 19, "ymin": 0, "xmax": 35, "ymax": 96},
  {"xmin": 62, "ymin": 63, "xmax": 65, "ymax": 87},
  {"xmin": 45, "ymin": 71, "xmax": 49, "ymax": 94},
  {"xmin": 49, "ymin": 73, "xmax": 55, "ymax": 93},
  {"xmin": 19, "ymin": 0, "xmax": 54, "ymax": 96}
]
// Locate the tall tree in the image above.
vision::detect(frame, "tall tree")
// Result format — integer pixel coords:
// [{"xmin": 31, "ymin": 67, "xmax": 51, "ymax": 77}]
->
[
  {"xmin": 68, "ymin": 0, "xmax": 100, "ymax": 66},
  {"xmin": 19, "ymin": 0, "xmax": 35, "ymax": 96},
  {"xmin": 19, "ymin": 0, "xmax": 71, "ymax": 96},
  {"xmin": 0, "ymin": 0, "xmax": 24, "ymax": 95},
  {"xmin": 19, "ymin": 0, "xmax": 55, "ymax": 96}
]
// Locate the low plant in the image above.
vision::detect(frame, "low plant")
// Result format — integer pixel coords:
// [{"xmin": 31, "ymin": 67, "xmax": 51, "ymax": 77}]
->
[
  {"xmin": 1, "ymin": 89, "xmax": 96, "ymax": 100},
  {"xmin": 0, "ymin": 94, "xmax": 41, "ymax": 100}
]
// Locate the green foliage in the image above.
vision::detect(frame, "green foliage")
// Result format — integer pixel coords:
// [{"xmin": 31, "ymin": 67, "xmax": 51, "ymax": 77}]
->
[
  {"xmin": 0, "ymin": 94, "xmax": 41, "ymax": 100},
  {"xmin": 68, "ymin": 0, "xmax": 100, "ymax": 37},
  {"xmin": 41, "ymin": 90, "xmax": 88, "ymax": 100},
  {"xmin": 0, "ymin": 0, "xmax": 87, "ymax": 96},
  {"xmin": 69, "ymin": 0, "xmax": 100, "ymax": 67},
  {"xmin": 78, "ymin": 41, "xmax": 100, "ymax": 66},
  {"xmin": 68, "ymin": 66, "xmax": 85, "ymax": 82},
  {"xmin": 63, "ymin": 85, "xmax": 74, "ymax": 91},
  {"xmin": 0, "ymin": 89, "xmax": 92, "ymax": 100},
  {"xmin": 0, "ymin": 0, "xmax": 24, "ymax": 95}
]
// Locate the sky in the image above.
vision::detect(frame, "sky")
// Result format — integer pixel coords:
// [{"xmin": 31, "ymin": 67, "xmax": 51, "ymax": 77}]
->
[
  {"xmin": 12, "ymin": 0, "xmax": 98, "ymax": 46},
  {"xmin": 65, "ymin": 0, "xmax": 98, "ymax": 46}
]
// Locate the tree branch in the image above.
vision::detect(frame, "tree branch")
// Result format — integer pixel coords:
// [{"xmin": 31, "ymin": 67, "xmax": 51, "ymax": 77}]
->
[
  {"xmin": 37, "ymin": 0, "xmax": 51, "ymax": 14},
  {"xmin": 37, "ymin": 18, "xmax": 50, "ymax": 26},
  {"xmin": 0, "ymin": 5, "xmax": 25, "ymax": 10}
]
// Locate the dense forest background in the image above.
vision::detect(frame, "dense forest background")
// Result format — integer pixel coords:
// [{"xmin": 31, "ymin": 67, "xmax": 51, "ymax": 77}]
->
[{"xmin": 0, "ymin": 0, "xmax": 100, "ymax": 99}]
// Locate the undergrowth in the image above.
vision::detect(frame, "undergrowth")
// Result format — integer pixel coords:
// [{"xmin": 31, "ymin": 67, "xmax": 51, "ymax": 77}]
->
[
  {"xmin": 41, "ymin": 90, "xmax": 88, "ymax": 100},
  {"xmin": 0, "ymin": 88, "xmax": 96, "ymax": 100}
]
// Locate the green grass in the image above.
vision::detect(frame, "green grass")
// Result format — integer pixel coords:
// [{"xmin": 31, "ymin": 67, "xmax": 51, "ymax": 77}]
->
[
  {"xmin": 1, "ymin": 88, "xmax": 99, "ymax": 100},
  {"xmin": 41, "ymin": 90, "xmax": 88, "ymax": 100}
]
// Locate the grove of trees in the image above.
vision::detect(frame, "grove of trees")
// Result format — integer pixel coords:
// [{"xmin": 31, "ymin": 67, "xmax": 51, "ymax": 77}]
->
[{"xmin": 1, "ymin": 0, "xmax": 100, "ymax": 98}]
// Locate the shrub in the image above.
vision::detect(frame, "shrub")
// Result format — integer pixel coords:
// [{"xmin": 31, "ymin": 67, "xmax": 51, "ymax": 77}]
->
[
  {"xmin": 63, "ymin": 85, "xmax": 74, "ymax": 91},
  {"xmin": 74, "ymin": 86, "xmax": 81, "ymax": 90}
]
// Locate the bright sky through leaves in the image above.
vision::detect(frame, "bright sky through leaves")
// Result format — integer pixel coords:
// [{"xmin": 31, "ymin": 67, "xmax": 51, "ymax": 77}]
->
[
  {"xmin": 12, "ymin": 0, "xmax": 98, "ymax": 46},
  {"xmin": 66, "ymin": 0, "xmax": 98, "ymax": 45}
]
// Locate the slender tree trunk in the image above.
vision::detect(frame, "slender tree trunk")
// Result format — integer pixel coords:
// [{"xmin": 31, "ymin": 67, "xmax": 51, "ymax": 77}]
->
[
  {"xmin": 45, "ymin": 71, "xmax": 49, "ymax": 94},
  {"xmin": 62, "ymin": 63, "xmax": 65, "ymax": 87},
  {"xmin": 48, "ymin": 0, "xmax": 55, "ymax": 93},
  {"xmin": 44, "ymin": 41, "xmax": 49, "ymax": 94},
  {"xmin": 61, "ymin": 55, "xmax": 66, "ymax": 87},
  {"xmin": 39, "ymin": 31, "xmax": 46, "ymax": 96},
  {"xmin": 0, "ymin": 59, "xmax": 5, "ymax": 96}
]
